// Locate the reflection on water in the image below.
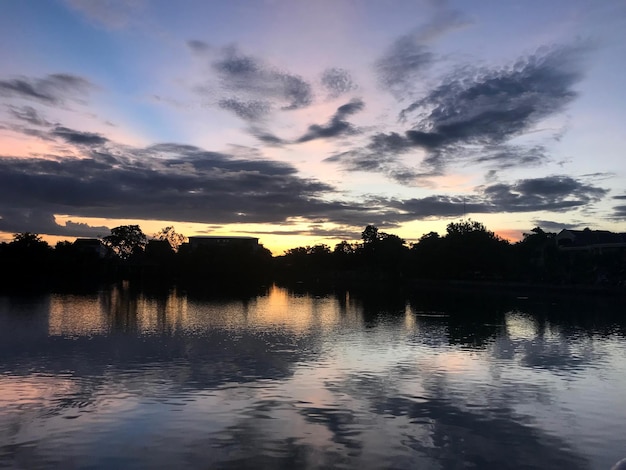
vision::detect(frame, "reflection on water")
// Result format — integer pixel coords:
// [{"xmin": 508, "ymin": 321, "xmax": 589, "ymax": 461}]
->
[{"xmin": 0, "ymin": 284, "xmax": 625, "ymax": 469}]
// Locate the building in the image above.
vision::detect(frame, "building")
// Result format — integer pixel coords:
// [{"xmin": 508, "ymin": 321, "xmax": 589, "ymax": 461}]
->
[
  {"xmin": 73, "ymin": 238, "xmax": 109, "ymax": 258},
  {"xmin": 556, "ymin": 229, "xmax": 626, "ymax": 253}
]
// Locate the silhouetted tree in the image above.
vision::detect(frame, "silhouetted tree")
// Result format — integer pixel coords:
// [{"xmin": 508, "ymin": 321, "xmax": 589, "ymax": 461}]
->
[
  {"xmin": 7, "ymin": 232, "xmax": 52, "ymax": 261},
  {"xmin": 514, "ymin": 227, "xmax": 560, "ymax": 282},
  {"xmin": 0, "ymin": 232, "xmax": 53, "ymax": 286},
  {"xmin": 103, "ymin": 225, "xmax": 147, "ymax": 260},
  {"xmin": 333, "ymin": 240, "xmax": 358, "ymax": 270},
  {"xmin": 361, "ymin": 225, "xmax": 380, "ymax": 245},
  {"xmin": 278, "ymin": 244, "xmax": 333, "ymax": 279},
  {"xmin": 442, "ymin": 219, "xmax": 511, "ymax": 279},
  {"xmin": 11, "ymin": 232, "xmax": 48, "ymax": 248},
  {"xmin": 154, "ymin": 226, "xmax": 186, "ymax": 252},
  {"xmin": 410, "ymin": 231, "xmax": 445, "ymax": 278},
  {"xmin": 357, "ymin": 225, "xmax": 408, "ymax": 276}
]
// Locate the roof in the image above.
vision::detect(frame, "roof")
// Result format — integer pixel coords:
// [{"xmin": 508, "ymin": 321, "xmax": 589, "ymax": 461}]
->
[
  {"xmin": 557, "ymin": 229, "xmax": 626, "ymax": 247},
  {"xmin": 73, "ymin": 238, "xmax": 103, "ymax": 246}
]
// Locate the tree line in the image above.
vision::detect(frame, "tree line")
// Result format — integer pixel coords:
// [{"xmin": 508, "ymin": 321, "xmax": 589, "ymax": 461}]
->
[
  {"xmin": 277, "ymin": 221, "xmax": 624, "ymax": 287},
  {"xmin": 0, "ymin": 221, "xmax": 623, "ymax": 290}
]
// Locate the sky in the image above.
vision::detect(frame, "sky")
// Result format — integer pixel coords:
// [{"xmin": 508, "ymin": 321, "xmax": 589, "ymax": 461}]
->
[{"xmin": 1, "ymin": 0, "xmax": 626, "ymax": 254}]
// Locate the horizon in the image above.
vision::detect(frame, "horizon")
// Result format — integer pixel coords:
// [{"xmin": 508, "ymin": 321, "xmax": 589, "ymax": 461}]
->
[
  {"xmin": 1, "ymin": 1, "xmax": 625, "ymax": 255},
  {"xmin": 5, "ymin": 221, "xmax": 623, "ymax": 257}
]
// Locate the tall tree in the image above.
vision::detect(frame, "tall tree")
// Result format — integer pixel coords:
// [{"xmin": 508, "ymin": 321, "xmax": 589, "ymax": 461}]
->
[
  {"xmin": 11, "ymin": 232, "xmax": 48, "ymax": 248},
  {"xmin": 361, "ymin": 225, "xmax": 380, "ymax": 245},
  {"xmin": 103, "ymin": 225, "xmax": 147, "ymax": 259},
  {"xmin": 154, "ymin": 226, "xmax": 186, "ymax": 252}
]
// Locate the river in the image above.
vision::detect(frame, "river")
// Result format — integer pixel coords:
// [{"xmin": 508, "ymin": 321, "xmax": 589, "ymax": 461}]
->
[{"xmin": 1, "ymin": 283, "xmax": 625, "ymax": 469}]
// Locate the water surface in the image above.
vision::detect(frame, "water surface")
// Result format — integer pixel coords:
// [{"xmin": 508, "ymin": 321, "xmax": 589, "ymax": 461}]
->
[{"xmin": 1, "ymin": 284, "xmax": 625, "ymax": 469}]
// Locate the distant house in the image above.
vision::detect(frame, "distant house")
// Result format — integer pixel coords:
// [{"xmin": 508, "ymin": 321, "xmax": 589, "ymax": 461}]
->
[
  {"xmin": 187, "ymin": 236, "xmax": 261, "ymax": 252},
  {"xmin": 145, "ymin": 239, "xmax": 174, "ymax": 256},
  {"xmin": 556, "ymin": 229, "xmax": 626, "ymax": 253},
  {"xmin": 73, "ymin": 238, "xmax": 109, "ymax": 258}
]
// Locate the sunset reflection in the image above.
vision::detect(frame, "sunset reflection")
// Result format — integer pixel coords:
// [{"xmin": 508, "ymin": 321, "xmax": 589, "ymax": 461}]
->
[
  {"xmin": 49, "ymin": 293, "xmax": 108, "ymax": 336},
  {"xmin": 45, "ymin": 285, "xmax": 368, "ymax": 336}
]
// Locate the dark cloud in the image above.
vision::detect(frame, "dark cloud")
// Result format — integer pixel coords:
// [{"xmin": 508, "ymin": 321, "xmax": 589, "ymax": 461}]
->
[
  {"xmin": 613, "ymin": 205, "xmax": 626, "ymax": 219},
  {"xmin": 218, "ymin": 98, "xmax": 271, "ymax": 121},
  {"xmin": 187, "ymin": 39, "xmax": 210, "ymax": 53},
  {"xmin": 0, "ymin": 209, "xmax": 109, "ymax": 238},
  {"xmin": 473, "ymin": 145, "xmax": 547, "ymax": 169},
  {"xmin": 321, "ymin": 68, "xmax": 357, "ymax": 98},
  {"xmin": 332, "ymin": 44, "xmax": 589, "ymax": 183},
  {"xmin": 249, "ymin": 127, "xmax": 286, "ymax": 146},
  {"xmin": 212, "ymin": 46, "xmax": 312, "ymax": 113},
  {"xmin": 611, "ymin": 195, "xmax": 626, "ymax": 219},
  {"xmin": 325, "ymin": 149, "xmax": 385, "ymax": 173},
  {"xmin": 0, "ymin": 141, "xmax": 397, "ymax": 234},
  {"xmin": 375, "ymin": 5, "xmax": 470, "ymax": 96},
  {"xmin": 482, "ymin": 176, "xmax": 607, "ymax": 212},
  {"xmin": 6, "ymin": 105, "xmax": 53, "ymax": 127},
  {"xmin": 376, "ymin": 34, "xmax": 433, "ymax": 92},
  {"xmin": 384, "ymin": 43, "xmax": 589, "ymax": 177},
  {"xmin": 52, "ymin": 126, "xmax": 108, "ymax": 146},
  {"xmin": 386, "ymin": 175, "xmax": 607, "ymax": 220},
  {"xmin": 0, "ymin": 73, "xmax": 93, "ymax": 105},
  {"xmin": 325, "ymin": 131, "xmax": 427, "ymax": 184},
  {"xmin": 405, "ymin": 130, "xmax": 447, "ymax": 149},
  {"xmin": 296, "ymin": 99, "xmax": 364, "ymax": 143},
  {"xmin": 402, "ymin": 44, "xmax": 587, "ymax": 148},
  {"xmin": 368, "ymin": 132, "xmax": 413, "ymax": 153},
  {"xmin": 0, "ymin": 138, "xmax": 610, "ymax": 237},
  {"xmin": 390, "ymin": 195, "xmax": 488, "ymax": 218}
]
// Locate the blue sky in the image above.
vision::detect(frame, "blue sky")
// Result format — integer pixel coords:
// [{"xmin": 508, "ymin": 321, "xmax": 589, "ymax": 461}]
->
[{"xmin": 1, "ymin": 0, "xmax": 625, "ymax": 253}]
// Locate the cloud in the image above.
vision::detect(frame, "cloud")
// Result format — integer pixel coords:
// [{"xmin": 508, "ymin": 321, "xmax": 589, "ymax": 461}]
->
[
  {"xmin": 6, "ymin": 105, "xmax": 53, "ymax": 127},
  {"xmin": 390, "ymin": 195, "xmax": 488, "ymax": 218},
  {"xmin": 481, "ymin": 176, "xmax": 607, "ymax": 212},
  {"xmin": 611, "ymin": 195, "xmax": 626, "ymax": 219},
  {"xmin": 613, "ymin": 206, "xmax": 626, "ymax": 219},
  {"xmin": 212, "ymin": 46, "xmax": 313, "ymax": 114},
  {"xmin": 401, "ymin": 44, "xmax": 587, "ymax": 152},
  {"xmin": 0, "ymin": 141, "xmax": 394, "ymax": 232},
  {"xmin": 473, "ymin": 145, "xmax": 548, "ymax": 169},
  {"xmin": 52, "ymin": 126, "xmax": 108, "ymax": 146},
  {"xmin": 296, "ymin": 98, "xmax": 364, "ymax": 143},
  {"xmin": 248, "ymin": 127, "xmax": 286, "ymax": 146},
  {"xmin": 0, "ymin": 133, "xmax": 610, "ymax": 237},
  {"xmin": 187, "ymin": 39, "xmax": 210, "ymax": 54},
  {"xmin": 333, "ymin": 43, "xmax": 589, "ymax": 184},
  {"xmin": 325, "ymin": 131, "xmax": 432, "ymax": 184},
  {"xmin": 320, "ymin": 68, "xmax": 357, "ymax": 98},
  {"xmin": 375, "ymin": 7, "xmax": 469, "ymax": 96},
  {"xmin": 386, "ymin": 175, "xmax": 607, "ymax": 220},
  {"xmin": 376, "ymin": 34, "xmax": 434, "ymax": 92},
  {"xmin": 0, "ymin": 209, "xmax": 109, "ymax": 238},
  {"xmin": 0, "ymin": 73, "xmax": 94, "ymax": 106},
  {"xmin": 325, "ymin": 131, "xmax": 412, "ymax": 171},
  {"xmin": 218, "ymin": 98, "xmax": 271, "ymax": 121}
]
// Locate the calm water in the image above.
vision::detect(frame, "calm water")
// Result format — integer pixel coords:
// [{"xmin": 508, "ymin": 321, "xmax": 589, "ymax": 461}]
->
[{"xmin": 1, "ymin": 283, "xmax": 625, "ymax": 469}]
